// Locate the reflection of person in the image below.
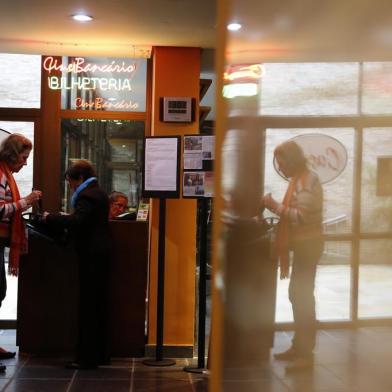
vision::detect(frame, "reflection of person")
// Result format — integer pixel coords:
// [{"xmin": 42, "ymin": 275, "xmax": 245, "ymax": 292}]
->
[
  {"xmin": 0, "ymin": 134, "xmax": 42, "ymax": 371},
  {"xmin": 43, "ymin": 160, "xmax": 111, "ymax": 370},
  {"xmin": 108, "ymin": 191, "xmax": 128, "ymax": 219},
  {"xmin": 263, "ymin": 140, "xmax": 323, "ymax": 372}
]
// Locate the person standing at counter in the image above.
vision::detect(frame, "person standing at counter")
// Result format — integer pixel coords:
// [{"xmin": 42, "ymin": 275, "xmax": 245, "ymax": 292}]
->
[
  {"xmin": 263, "ymin": 140, "xmax": 323, "ymax": 372},
  {"xmin": 0, "ymin": 134, "xmax": 42, "ymax": 371},
  {"xmin": 108, "ymin": 191, "xmax": 128, "ymax": 219},
  {"xmin": 43, "ymin": 159, "xmax": 111, "ymax": 370}
]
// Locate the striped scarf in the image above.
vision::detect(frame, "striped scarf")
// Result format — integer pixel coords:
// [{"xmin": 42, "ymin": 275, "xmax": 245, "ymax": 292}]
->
[
  {"xmin": 0, "ymin": 162, "xmax": 27, "ymax": 276},
  {"xmin": 275, "ymin": 171, "xmax": 307, "ymax": 280}
]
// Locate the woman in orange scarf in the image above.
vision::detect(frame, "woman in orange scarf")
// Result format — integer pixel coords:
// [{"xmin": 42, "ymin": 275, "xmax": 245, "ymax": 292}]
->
[
  {"xmin": 0, "ymin": 134, "xmax": 42, "ymax": 372},
  {"xmin": 263, "ymin": 140, "xmax": 323, "ymax": 372}
]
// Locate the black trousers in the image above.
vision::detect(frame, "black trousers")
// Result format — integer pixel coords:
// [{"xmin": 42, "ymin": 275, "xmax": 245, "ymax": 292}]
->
[
  {"xmin": 289, "ymin": 239, "xmax": 323, "ymax": 357},
  {"xmin": 0, "ymin": 246, "xmax": 6, "ymax": 308},
  {"xmin": 76, "ymin": 251, "xmax": 109, "ymax": 366}
]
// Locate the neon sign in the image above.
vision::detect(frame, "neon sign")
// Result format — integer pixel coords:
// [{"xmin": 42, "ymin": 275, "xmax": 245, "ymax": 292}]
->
[
  {"xmin": 43, "ymin": 56, "xmax": 146, "ymax": 111},
  {"xmin": 43, "ymin": 57, "xmax": 136, "ymax": 74},
  {"xmin": 75, "ymin": 98, "xmax": 139, "ymax": 110},
  {"xmin": 223, "ymin": 64, "xmax": 265, "ymax": 83},
  {"xmin": 48, "ymin": 76, "xmax": 132, "ymax": 91}
]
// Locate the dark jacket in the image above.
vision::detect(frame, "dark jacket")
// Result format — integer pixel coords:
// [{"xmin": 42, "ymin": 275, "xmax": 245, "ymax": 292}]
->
[{"xmin": 46, "ymin": 182, "xmax": 110, "ymax": 257}]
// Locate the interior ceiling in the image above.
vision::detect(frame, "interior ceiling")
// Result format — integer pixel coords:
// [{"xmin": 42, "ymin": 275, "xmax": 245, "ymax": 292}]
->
[
  {"xmin": 227, "ymin": 0, "xmax": 392, "ymax": 63},
  {"xmin": 1, "ymin": 0, "xmax": 392, "ymax": 63},
  {"xmin": 0, "ymin": 0, "xmax": 216, "ymax": 58}
]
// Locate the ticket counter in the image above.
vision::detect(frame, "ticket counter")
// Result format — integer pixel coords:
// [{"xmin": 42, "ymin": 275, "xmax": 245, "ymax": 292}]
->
[{"xmin": 16, "ymin": 220, "xmax": 148, "ymax": 357}]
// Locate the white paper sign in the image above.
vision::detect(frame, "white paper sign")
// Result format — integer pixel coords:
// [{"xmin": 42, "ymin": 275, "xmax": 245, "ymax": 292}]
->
[{"xmin": 144, "ymin": 137, "xmax": 178, "ymax": 191}]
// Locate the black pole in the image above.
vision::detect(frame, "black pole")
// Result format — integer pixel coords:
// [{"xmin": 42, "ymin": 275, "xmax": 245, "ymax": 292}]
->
[
  {"xmin": 143, "ymin": 198, "xmax": 175, "ymax": 366},
  {"xmin": 184, "ymin": 197, "xmax": 209, "ymax": 373}
]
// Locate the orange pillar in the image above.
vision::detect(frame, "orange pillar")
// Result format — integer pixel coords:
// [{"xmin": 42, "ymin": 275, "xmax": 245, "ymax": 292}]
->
[{"xmin": 148, "ymin": 46, "xmax": 200, "ymax": 353}]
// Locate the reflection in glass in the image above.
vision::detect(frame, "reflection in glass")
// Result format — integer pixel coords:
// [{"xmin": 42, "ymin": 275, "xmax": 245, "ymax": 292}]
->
[
  {"xmin": 61, "ymin": 119, "xmax": 144, "ymax": 211},
  {"xmin": 359, "ymin": 239, "xmax": 392, "ymax": 318},
  {"xmin": 260, "ymin": 63, "xmax": 359, "ymax": 116},
  {"xmin": 361, "ymin": 128, "xmax": 392, "ymax": 233},
  {"xmin": 265, "ymin": 128, "xmax": 354, "ymax": 235},
  {"xmin": 362, "ymin": 62, "xmax": 392, "ymax": 114}
]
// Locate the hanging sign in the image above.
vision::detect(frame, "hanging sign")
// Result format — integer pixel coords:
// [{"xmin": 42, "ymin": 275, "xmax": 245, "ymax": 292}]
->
[{"xmin": 274, "ymin": 134, "xmax": 348, "ymax": 184}]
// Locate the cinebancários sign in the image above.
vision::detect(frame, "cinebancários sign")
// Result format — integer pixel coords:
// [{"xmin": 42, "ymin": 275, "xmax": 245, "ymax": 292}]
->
[
  {"xmin": 43, "ymin": 56, "xmax": 147, "ymax": 111},
  {"xmin": 274, "ymin": 134, "xmax": 348, "ymax": 184}
]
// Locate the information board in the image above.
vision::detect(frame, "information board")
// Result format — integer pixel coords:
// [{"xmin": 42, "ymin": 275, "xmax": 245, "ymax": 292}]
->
[
  {"xmin": 142, "ymin": 136, "xmax": 181, "ymax": 199},
  {"xmin": 182, "ymin": 134, "xmax": 214, "ymax": 199}
]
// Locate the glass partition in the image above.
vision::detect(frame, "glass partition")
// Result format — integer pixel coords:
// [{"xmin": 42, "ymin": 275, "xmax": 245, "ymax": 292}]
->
[
  {"xmin": 0, "ymin": 53, "xmax": 41, "ymax": 108},
  {"xmin": 61, "ymin": 119, "xmax": 144, "ymax": 212}
]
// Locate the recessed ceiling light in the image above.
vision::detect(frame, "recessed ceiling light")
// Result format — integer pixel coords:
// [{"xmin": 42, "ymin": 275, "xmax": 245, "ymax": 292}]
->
[
  {"xmin": 72, "ymin": 14, "xmax": 93, "ymax": 22},
  {"xmin": 227, "ymin": 23, "xmax": 242, "ymax": 31}
]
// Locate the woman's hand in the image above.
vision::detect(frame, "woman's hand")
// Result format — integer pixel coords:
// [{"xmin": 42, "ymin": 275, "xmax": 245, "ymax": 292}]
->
[
  {"xmin": 25, "ymin": 190, "xmax": 42, "ymax": 206},
  {"xmin": 263, "ymin": 193, "xmax": 278, "ymax": 212}
]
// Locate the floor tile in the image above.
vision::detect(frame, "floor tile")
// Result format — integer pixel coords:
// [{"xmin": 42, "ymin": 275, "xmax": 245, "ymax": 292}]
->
[
  {"xmin": 15, "ymin": 366, "xmax": 74, "ymax": 380},
  {"xmin": 74, "ymin": 367, "xmax": 132, "ymax": 380},
  {"xmin": 69, "ymin": 379, "xmax": 130, "ymax": 392},
  {"xmin": 3, "ymin": 379, "xmax": 69, "ymax": 392},
  {"xmin": 132, "ymin": 378, "xmax": 193, "ymax": 391}
]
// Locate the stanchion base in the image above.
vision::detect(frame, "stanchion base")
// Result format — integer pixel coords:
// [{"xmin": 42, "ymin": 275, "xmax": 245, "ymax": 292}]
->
[
  {"xmin": 183, "ymin": 365, "xmax": 208, "ymax": 374},
  {"xmin": 143, "ymin": 358, "xmax": 176, "ymax": 367}
]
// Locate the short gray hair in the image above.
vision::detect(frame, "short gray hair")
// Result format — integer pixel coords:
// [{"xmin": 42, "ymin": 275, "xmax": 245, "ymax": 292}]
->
[{"xmin": 109, "ymin": 191, "xmax": 128, "ymax": 205}]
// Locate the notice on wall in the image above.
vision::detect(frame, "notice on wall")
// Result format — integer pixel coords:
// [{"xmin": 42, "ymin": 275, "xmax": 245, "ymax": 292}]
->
[
  {"xmin": 184, "ymin": 135, "xmax": 214, "ymax": 170},
  {"xmin": 143, "ymin": 136, "xmax": 180, "ymax": 198},
  {"xmin": 183, "ymin": 171, "xmax": 214, "ymax": 198},
  {"xmin": 136, "ymin": 202, "xmax": 150, "ymax": 221}
]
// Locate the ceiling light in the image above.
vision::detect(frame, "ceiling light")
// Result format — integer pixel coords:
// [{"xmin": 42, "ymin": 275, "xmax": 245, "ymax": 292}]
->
[
  {"xmin": 72, "ymin": 14, "xmax": 93, "ymax": 22},
  {"xmin": 227, "ymin": 23, "xmax": 242, "ymax": 31}
]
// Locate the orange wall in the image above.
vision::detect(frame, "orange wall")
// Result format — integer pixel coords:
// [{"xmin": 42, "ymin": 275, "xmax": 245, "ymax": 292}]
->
[{"xmin": 148, "ymin": 47, "xmax": 200, "ymax": 346}]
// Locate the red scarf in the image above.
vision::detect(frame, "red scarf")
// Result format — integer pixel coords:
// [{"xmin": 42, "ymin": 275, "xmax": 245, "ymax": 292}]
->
[
  {"xmin": 0, "ymin": 162, "xmax": 27, "ymax": 276},
  {"xmin": 275, "ymin": 171, "xmax": 307, "ymax": 280}
]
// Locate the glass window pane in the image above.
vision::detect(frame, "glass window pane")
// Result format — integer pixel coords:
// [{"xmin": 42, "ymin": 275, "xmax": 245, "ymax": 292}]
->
[
  {"xmin": 0, "ymin": 121, "xmax": 35, "ymax": 321},
  {"xmin": 61, "ymin": 119, "xmax": 144, "ymax": 210},
  {"xmin": 276, "ymin": 241, "xmax": 351, "ymax": 323},
  {"xmin": 260, "ymin": 63, "xmax": 359, "ymax": 116},
  {"xmin": 359, "ymin": 239, "xmax": 392, "ymax": 318},
  {"xmin": 0, "ymin": 53, "xmax": 41, "ymax": 108},
  {"xmin": 317, "ymin": 241, "xmax": 351, "ymax": 321},
  {"xmin": 361, "ymin": 128, "xmax": 392, "ymax": 233},
  {"xmin": 47, "ymin": 56, "xmax": 147, "ymax": 112},
  {"xmin": 362, "ymin": 62, "xmax": 392, "ymax": 115},
  {"xmin": 265, "ymin": 128, "xmax": 354, "ymax": 235}
]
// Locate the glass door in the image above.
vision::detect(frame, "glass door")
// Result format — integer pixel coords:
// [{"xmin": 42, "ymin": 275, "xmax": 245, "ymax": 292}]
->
[
  {"xmin": 0, "ymin": 121, "xmax": 35, "ymax": 321},
  {"xmin": 264, "ymin": 128, "xmax": 354, "ymax": 322}
]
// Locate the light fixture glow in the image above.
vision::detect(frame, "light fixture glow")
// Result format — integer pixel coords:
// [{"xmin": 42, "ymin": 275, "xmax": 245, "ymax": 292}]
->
[
  {"xmin": 72, "ymin": 14, "xmax": 93, "ymax": 22},
  {"xmin": 222, "ymin": 83, "xmax": 258, "ymax": 99},
  {"xmin": 227, "ymin": 23, "xmax": 242, "ymax": 31}
]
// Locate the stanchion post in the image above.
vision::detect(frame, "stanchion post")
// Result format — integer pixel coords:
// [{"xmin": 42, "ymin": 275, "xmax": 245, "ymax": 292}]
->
[
  {"xmin": 143, "ymin": 198, "xmax": 176, "ymax": 366},
  {"xmin": 184, "ymin": 197, "xmax": 209, "ymax": 373}
]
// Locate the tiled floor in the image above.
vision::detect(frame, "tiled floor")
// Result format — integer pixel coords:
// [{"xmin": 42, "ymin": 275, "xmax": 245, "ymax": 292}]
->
[{"xmin": 1, "ymin": 327, "xmax": 392, "ymax": 391}]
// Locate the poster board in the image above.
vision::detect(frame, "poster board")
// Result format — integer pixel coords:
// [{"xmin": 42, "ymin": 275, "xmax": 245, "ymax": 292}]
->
[
  {"xmin": 182, "ymin": 135, "xmax": 214, "ymax": 199},
  {"xmin": 142, "ymin": 136, "xmax": 181, "ymax": 199}
]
